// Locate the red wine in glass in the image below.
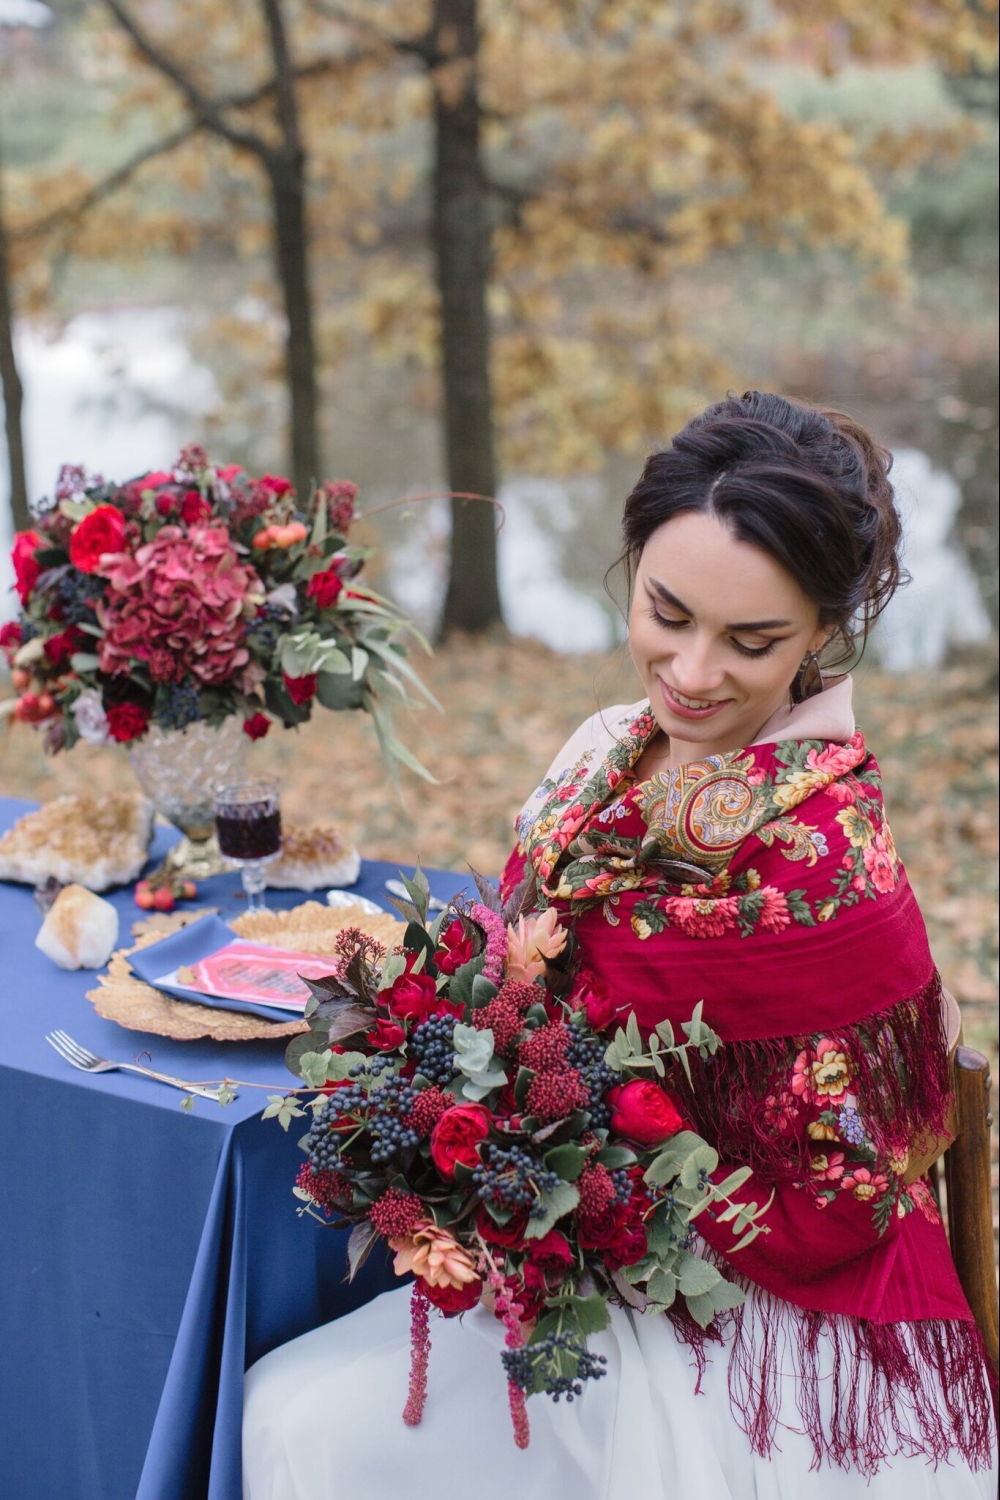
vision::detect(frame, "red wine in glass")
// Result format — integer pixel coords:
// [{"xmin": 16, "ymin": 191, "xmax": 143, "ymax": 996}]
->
[{"xmin": 215, "ymin": 779, "xmax": 282, "ymax": 910}]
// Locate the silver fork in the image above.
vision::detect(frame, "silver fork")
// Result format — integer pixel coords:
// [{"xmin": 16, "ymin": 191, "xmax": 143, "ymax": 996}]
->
[{"xmin": 45, "ymin": 1030, "xmax": 234, "ymax": 1102}]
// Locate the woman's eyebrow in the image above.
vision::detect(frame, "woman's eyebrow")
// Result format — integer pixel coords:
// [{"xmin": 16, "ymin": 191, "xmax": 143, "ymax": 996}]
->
[{"xmin": 647, "ymin": 577, "xmax": 792, "ymax": 631}]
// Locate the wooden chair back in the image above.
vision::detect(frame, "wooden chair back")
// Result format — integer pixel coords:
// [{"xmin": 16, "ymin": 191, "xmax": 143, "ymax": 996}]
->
[{"xmin": 939, "ymin": 1045, "xmax": 999, "ymax": 1373}]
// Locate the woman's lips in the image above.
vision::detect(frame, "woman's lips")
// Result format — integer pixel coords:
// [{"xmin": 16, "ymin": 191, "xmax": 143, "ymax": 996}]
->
[{"xmin": 658, "ymin": 678, "xmax": 732, "ymax": 721}]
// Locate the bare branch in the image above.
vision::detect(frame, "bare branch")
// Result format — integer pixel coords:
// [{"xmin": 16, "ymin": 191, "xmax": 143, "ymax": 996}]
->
[
  {"xmin": 102, "ymin": 0, "xmax": 268, "ymax": 155},
  {"xmin": 306, "ymin": 0, "xmax": 435, "ymax": 64},
  {"xmin": 13, "ymin": 55, "xmax": 352, "ymax": 244},
  {"xmin": 15, "ymin": 122, "xmax": 200, "ymax": 242}
]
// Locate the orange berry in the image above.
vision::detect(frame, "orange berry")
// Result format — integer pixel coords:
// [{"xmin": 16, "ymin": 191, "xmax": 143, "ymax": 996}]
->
[
  {"xmin": 134, "ymin": 886, "xmax": 155, "ymax": 909},
  {"xmin": 252, "ymin": 527, "xmax": 275, "ymax": 551},
  {"xmin": 152, "ymin": 886, "xmax": 175, "ymax": 912},
  {"xmin": 272, "ymin": 521, "xmax": 308, "ymax": 548},
  {"xmin": 11, "ymin": 667, "xmax": 30, "ymax": 691}
]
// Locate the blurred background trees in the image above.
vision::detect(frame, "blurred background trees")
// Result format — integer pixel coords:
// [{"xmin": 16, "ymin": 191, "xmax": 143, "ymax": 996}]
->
[{"xmin": 1, "ymin": 0, "xmax": 996, "ymax": 632}]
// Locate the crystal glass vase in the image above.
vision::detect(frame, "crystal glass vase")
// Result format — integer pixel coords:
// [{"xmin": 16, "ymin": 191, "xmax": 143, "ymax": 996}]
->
[{"xmin": 128, "ymin": 717, "xmax": 250, "ymax": 880}]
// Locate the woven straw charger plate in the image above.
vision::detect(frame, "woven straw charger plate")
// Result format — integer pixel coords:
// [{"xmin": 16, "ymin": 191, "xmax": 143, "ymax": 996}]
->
[{"xmin": 87, "ymin": 901, "xmax": 405, "ymax": 1042}]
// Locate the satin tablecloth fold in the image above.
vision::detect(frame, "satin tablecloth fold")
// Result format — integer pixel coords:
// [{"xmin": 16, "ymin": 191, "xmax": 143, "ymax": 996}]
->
[{"xmin": 0, "ymin": 795, "xmax": 468, "ymax": 1500}]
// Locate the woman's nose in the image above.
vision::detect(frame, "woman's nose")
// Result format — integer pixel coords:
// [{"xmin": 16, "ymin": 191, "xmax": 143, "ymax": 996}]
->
[{"xmin": 667, "ymin": 636, "xmax": 727, "ymax": 694}]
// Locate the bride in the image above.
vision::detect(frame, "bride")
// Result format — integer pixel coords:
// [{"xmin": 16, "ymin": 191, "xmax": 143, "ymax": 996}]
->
[{"xmin": 243, "ymin": 391, "xmax": 998, "ymax": 1498}]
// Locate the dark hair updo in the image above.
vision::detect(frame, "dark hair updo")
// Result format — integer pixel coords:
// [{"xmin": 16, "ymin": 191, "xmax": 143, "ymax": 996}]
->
[{"xmin": 619, "ymin": 390, "xmax": 905, "ymax": 663}]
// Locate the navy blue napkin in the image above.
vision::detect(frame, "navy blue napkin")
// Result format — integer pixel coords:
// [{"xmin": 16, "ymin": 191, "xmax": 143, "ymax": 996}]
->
[{"xmin": 128, "ymin": 915, "xmax": 312, "ymax": 1023}]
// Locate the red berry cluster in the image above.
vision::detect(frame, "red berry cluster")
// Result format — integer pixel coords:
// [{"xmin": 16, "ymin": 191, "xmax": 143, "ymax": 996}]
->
[
  {"xmin": 368, "ymin": 1187, "xmax": 425, "ymax": 1240},
  {"xmin": 295, "ymin": 1162, "xmax": 352, "ymax": 1214},
  {"xmin": 517, "ymin": 1022, "xmax": 570, "ymax": 1073},
  {"xmin": 496, "ymin": 979, "xmax": 541, "ymax": 1014},
  {"xmin": 406, "ymin": 1086, "xmax": 449, "ymax": 1136},
  {"xmin": 472, "ymin": 995, "xmax": 524, "ymax": 1056},
  {"xmin": 576, "ymin": 1162, "xmax": 616, "ymax": 1219},
  {"xmin": 525, "ymin": 1068, "xmax": 590, "ymax": 1123}
]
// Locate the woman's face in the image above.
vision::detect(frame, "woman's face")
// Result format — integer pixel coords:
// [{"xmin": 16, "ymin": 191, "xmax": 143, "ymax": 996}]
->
[{"xmin": 628, "ymin": 510, "xmax": 828, "ymax": 759}]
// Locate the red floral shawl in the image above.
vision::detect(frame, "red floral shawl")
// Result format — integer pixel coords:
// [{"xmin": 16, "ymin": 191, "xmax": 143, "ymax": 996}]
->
[{"xmin": 501, "ymin": 701, "xmax": 996, "ymax": 1473}]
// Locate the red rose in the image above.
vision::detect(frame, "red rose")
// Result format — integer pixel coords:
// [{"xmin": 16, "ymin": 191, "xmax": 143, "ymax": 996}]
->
[
  {"xmin": 242, "ymin": 712, "xmax": 271, "ymax": 741},
  {"xmin": 305, "ymin": 566, "xmax": 344, "ymax": 610},
  {"xmin": 154, "ymin": 491, "xmax": 177, "ymax": 516},
  {"xmin": 282, "ymin": 671, "xmax": 317, "ymax": 705},
  {"xmin": 180, "ymin": 490, "xmax": 212, "ymax": 525},
  {"xmin": 524, "ymin": 1229, "xmax": 573, "ymax": 1274},
  {"xmin": 105, "ymin": 701, "xmax": 150, "ymax": 743},
  {"xmin": 69, "ymin": 505, "xmax": 127, "ymax": 574},
  {"xmin": 577, "ymin": 1199, "xmax": 630, "ymax": 1251},
  {"xmin": 433, "ymin": 918, "xmax": 475, "ymax": 975},
  {"xmin": 422, "ymin": 1277, "xmax": 482, "ymax": 1316},
  {"xmin": 43, "ymin": 625, "xmax": 86, "ymax": 668},
  {"xmin": 603, "ymin": 1223, "xmax": 648, "ymax": 1271},
  {"xmin": 429, "ymin": 1104, "xmax": 491, "ymax": 1178},
  {"xmin": 570, "ymin": 971, "xmax": 616, "ymax": 1032},
  {"xmin": 366, "ymin": 1017, "xmax": 407, "ymax": 1050},
  {"xmin": 216, "ymin": 464, "xmax": 243, "ymax": 483},
  {"xmin": 259, "ymin": 473, "xmax": 292, "ymax": 496},
  {"xmin": 606, "ymin": 1079, "xmax": 683, "ymax": 1147},
  {"xmin": 140, "ymin": 471, "xmax": 173, "ymax": 490},
  {"xmin": 12, "ymin": 530, "xmax": 41, "ymax": 603},
  {"xmin": 0, "ymin": 620, "xmax": 24, "ymax": 657},
  {"xmin": 387, "ymin": 970, "xmax": 463, "ymax": 1025},
  {"xmin": 475, "ymin": 1206, "xmax": 529, "ymax": 1247}
]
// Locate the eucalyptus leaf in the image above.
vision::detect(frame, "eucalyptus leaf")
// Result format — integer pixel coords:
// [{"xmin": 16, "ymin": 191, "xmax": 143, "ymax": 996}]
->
[
  {"xmin": 676, "ymin": 1254, "xmax": 721, "ymax": 1297},
  {"xmin": 645, "ymin": 1268, "xmax": 677, "ymax": 1307},
  {"xmin": 523, "ymin": 1180, "xmax": 580, "ymax": 1239}
]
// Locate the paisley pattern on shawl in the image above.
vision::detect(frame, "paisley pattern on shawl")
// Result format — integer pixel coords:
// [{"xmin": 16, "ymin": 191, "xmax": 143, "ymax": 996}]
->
[{"xmin": 501, "ymin": 701, "xmax": 997, "ymax": 1473}]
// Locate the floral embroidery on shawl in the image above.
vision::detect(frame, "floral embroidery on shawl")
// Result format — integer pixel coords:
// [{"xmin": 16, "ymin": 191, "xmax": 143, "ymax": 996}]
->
[{"xmin": 517, "ymin": 709, "xmax": 902, "ymax": 941}]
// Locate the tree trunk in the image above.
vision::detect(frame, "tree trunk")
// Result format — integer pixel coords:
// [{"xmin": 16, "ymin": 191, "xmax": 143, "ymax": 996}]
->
[
  {"xmin": 0, "ymin": 152, "xmax": 29, "ymax": 534},
  {"xmin": 267, "ymin": 151, "xmax": 321, "ymax": 500},
  {"xmin": 432, "ymin": 0, "xmax": 503, "ymax": 635}
]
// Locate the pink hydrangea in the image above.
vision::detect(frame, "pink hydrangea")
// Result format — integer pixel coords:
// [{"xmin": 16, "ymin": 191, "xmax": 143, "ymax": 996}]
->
[{"xmin": 97, "ymin": 524, "xmax": 259, "ymax": 685}]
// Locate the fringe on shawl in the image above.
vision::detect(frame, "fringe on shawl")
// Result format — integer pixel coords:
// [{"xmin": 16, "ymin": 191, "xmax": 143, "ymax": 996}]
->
[
  {"xmin": 666, "ymin": 972, "xmax": 953, "ymax": 1188},
  {"xmin": 669, "ymin": 1275, "xmax": 998, "ymax": 1476}
]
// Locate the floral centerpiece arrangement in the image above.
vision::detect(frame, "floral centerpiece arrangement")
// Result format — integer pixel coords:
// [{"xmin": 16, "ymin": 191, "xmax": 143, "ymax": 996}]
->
[
  {"xmin": 270, "ymin": 869, "xmax": 771, "ymax": 1448},
  {"xmin": 2, "ymin": 445, "xmax": 433, "ymax": 772}
]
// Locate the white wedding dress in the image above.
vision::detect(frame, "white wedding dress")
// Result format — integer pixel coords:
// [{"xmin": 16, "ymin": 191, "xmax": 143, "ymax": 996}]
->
[{"xmin": 243, "ymin": 1281, "xmax": 995, "ymax": 1499}]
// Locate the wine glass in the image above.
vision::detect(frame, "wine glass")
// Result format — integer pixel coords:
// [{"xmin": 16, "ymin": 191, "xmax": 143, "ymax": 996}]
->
[{"xmin": 214, "ymin": 778, "xmax": 282, "ymax": 912}]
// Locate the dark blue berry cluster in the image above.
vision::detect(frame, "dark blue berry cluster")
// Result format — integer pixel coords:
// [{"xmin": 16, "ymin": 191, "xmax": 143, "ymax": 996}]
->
[
  {"xmin": 501, "ymin": 1331, "xmax": 608, "ymax": 1400},
  {"xmin": 610, "ymin": 1167, "xmax": 632, "ymax": 1206},
  {"xmin": 58, "ymin": 572, "xmax": 99, "ymax": 623},
  {"xmin": 473, "ymin": 1143, "xmax": 562, "ymax": 1218},
  {"xmin": 158, "ymin": 680, "xmax": 201, "ymax": 731},
  {"xmin": 312, "ymin": 1063, "xmax": 422, "ymax": 1166},
  {"xmin": 306, "ymin": 1097, "xmax": 344, "ymax": 1173},
  {"xmin": 247, "ymin": 617, "xmax": 281, "ymax": 657},
  {"xmin": 409, "ymin": 1014, "xmax": 458, "ymax": 1085},
  {"xmin": 565, "ymin": 1028, "xmax": 616, "ymax": 1129}
]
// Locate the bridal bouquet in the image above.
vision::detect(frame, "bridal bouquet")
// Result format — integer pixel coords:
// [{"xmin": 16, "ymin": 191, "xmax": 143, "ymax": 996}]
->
[
  {"xmin": 2, "ymin": 446, "xmax": 432, "ymax": 772},
  {"xmin": 277, "ymin": 871, "xmax": 771, "ymax": 1447}
]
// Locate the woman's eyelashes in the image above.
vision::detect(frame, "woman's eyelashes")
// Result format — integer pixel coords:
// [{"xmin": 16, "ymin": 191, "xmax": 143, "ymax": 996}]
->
[{"xmin": 645, "ymin": 605, "xmax": 780, "ymax": 660}]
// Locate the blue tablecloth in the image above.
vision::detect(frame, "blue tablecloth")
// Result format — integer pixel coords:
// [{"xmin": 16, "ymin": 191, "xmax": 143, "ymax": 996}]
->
[{"xmin": 0, "ymin": 796, "xmax": 470, "ymax": 1500}]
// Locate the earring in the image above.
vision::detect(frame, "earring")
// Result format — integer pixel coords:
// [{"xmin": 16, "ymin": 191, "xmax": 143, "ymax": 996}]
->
[{"xmin": 792, "ymin": 651, "xmax": 823, "ymax": 704}]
